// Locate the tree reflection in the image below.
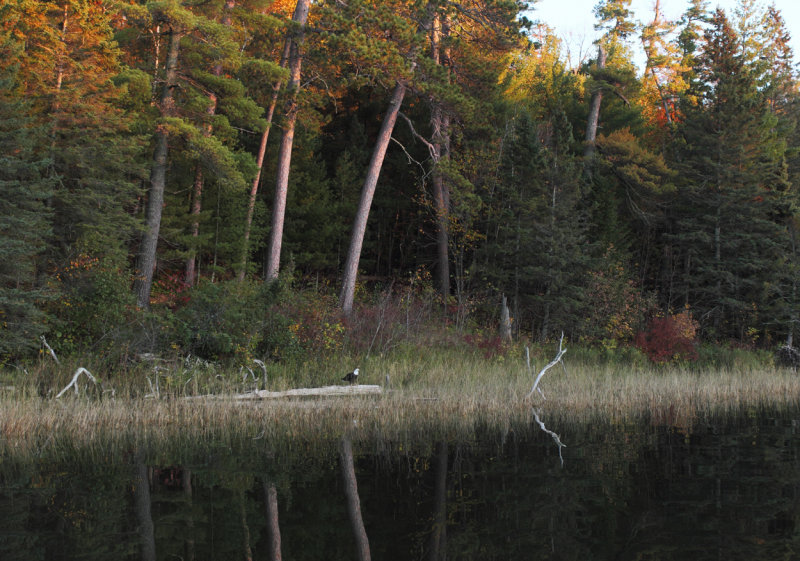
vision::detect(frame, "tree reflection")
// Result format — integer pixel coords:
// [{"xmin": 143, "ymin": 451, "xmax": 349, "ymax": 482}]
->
[{"xmin": 2, "ymin": 412, "xmax": 800, "ymax": 559}]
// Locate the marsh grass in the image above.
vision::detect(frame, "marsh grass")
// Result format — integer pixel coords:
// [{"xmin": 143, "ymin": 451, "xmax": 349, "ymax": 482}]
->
[{"xmin": 3, "ymin": 345, "xmax": 800, "ymax": 463}]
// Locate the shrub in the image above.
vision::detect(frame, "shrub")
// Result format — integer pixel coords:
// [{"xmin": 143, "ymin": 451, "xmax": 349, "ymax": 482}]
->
[
  {"xmin": 634, "ymin": 309, "xmax": 699, "ymax": 364},
  {"xmin": 45, "ymin": 253, "xmax": 136, "ymax": 356},
  {"xmin": 582, "ymin": 253, "xmax": 656, "ymax": 343},
  {"xmin": 172, "ymin": 280, "xmax": 277, "ymax": 361}
]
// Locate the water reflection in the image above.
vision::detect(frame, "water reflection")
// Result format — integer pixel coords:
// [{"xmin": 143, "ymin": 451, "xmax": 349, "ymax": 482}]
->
[{"xmin": 2, "ymin": 410, "xmax": 799, "ymax": 560}]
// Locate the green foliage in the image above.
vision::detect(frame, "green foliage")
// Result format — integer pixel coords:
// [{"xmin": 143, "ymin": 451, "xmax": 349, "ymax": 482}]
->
[
  {"xmin": 694, "ymin": 343, "xmax": 775, "ymax": 371},
  {"xmin": 172, "ymin": 280, "xmax": 278, "ymax": 361},
  {"xmin": 45, "ymin": 253, "xmax": 136, "ymax": 357},
  {"xmin": 0, "ymin": 51, "xmax": 53, "ymax": 357},
  {"xmin": 1, "ymin": 0, "xmax": 798, "ymax": 359},
  {"xmin": 582, "ymin": 249, "xmax": 657, "ymax": 344},
  {"xmin": 669, "ymin": 8, "xmax": 796, "ymax": 341}
]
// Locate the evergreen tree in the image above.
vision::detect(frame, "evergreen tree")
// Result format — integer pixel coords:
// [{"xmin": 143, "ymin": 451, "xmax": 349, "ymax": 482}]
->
[
  {"xmin": 0, "ymin": 47, "xmax": 53, "ymax": 356},
  {"xmin": 673, "ymin": 8, "xmax": 792, "ymax": 340}
]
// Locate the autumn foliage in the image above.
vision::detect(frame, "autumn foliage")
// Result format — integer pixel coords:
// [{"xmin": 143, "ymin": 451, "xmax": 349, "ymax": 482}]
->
[{"xmin": 634, "ymin": 309, "xmax": 699, "ymax": 364}]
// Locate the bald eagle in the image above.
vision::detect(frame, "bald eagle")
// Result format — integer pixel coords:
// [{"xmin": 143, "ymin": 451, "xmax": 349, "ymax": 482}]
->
[{"xmin": 342, "ymin": 368, "xmax": 359, "ymax": 384}]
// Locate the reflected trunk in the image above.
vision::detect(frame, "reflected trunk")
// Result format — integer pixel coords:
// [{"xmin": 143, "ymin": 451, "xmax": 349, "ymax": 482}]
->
[
  {"xmin": 183, "ymin": 468, "xmax": 195, "ymax": 561},
  {"xmin": 133, "ymin": 453, "xmax": 156, "ymax": 561},
  {"xmin": 240, "ymin": 489, "xmax": 254, "ymax": 561},
  {"xmin": 340, "ymin": 436, "xmax": 371, "ymax": 561},
  {"xmin": 263, "ymin": 479, "xmax": 282, "ymax": 561},
  {"xmin": 428, "ymin": 441, "xmax": 448, "ymax": 561}
]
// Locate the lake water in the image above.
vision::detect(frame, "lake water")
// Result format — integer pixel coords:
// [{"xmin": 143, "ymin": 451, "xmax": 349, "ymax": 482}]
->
[{"xmin": 2, "ymin": 407, "xmax": 799, "ymax": 560}]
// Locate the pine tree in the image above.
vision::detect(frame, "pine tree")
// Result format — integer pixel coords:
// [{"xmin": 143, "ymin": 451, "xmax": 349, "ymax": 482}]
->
[
  {"xmin": 673, "ymin": 8, "xmax": 791, "ymax": 340},
  {"xmin": 0, "ymin": 45, "xmax": 54, "ymax": 356},
  {"xmin": 123, "ymin": 0, "xmax": 259, "ymax": 306}
]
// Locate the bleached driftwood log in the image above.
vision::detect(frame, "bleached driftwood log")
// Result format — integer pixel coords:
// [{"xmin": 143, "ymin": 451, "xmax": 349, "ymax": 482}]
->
[
  {"xmin": 56, "ymin": 367, "xmax": 98, "ymax": 398},
  {"xmin": 185, "ymin": 384, "xmax": 383, "ymax": 401}
]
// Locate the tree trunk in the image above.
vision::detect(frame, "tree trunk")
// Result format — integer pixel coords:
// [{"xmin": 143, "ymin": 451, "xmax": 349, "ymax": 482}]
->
[
  {"xmin": 183, "ymin": 468, "xmax": 195, "ymax": 561},
  {"xmin": 430, "ymin": 13, "xmax": 451, "ymax": 300},
  {"xmin": 237, "ymin": 38, "xmax": 292, "ymax": 282},
  {"xmin": 50, "ymin": 3, "xmax": 69, "ymax": 147},
  {"xmin": 427, "ymin": 441, "xmax": 448, "ymax": 561},
  {"xmin": 185, "ymin": 0, "xmax": 234, "ymax": 286},
  {"xmin": 265, "ymin": 0, "xmax": 311, "ymax": 282},
  {"xmin": 340, "ymin": 436, "xmax": 371, "ymax": 561},
  {"xmin": 500, "ymin": 294, "xmax": 512, "ymax": 342},
  {"xmin": 340, "ymin": 81, "xmax": 407, "ymax": 315},
  {"xmin": 135, "ymin": 28, "xmax": 182, "ymax": 309},
  {"xmin": 263, "ymin": 480, "xmax": 282, "ymax": 561},
  {"xmin": 240, "ymin": 489, "xmax": 254, "ymax": 561},
  {"xmin": 133, "ymin": 452, "xmax": 156, "ymax": 561},
  {"xmin": 583, "ymin": 45, "xmax": 606, "ymax": 165},
  {"xmin": 184, "ymin": 101, "xmax": 215, "ymax": 287}
]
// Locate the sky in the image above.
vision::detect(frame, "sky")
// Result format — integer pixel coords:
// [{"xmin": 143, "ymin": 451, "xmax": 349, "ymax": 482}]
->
[{"xmin": 527, "ymin": 0, "xmax": 800, "ymax": 70}]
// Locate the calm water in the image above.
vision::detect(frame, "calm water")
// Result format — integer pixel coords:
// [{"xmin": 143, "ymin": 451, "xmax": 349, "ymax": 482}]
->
[{"xmin": 2, "ymin": 409, "xmax": 800, "ymax": 560}]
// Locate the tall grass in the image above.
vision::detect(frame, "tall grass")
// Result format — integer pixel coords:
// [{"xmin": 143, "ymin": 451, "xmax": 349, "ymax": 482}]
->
[{"xmin": 3, "ymin": 344, "xmax": 800, "ymax": 463}]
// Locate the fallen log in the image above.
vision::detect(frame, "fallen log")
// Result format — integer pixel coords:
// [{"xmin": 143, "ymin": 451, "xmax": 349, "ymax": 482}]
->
[{"xmin": 187, "ymin": 384, "xmax": 383, "ymax": 401}]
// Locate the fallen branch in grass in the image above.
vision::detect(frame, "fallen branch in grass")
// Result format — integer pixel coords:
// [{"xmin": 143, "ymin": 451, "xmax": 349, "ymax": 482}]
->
[
  {"xmin": 186, "ymin": 384, "xmax": 383, "ymax": 400},
  {"xmin": 56, "ymin": 367, "xmax": 98, "ymax": 398},
  {"xmin": 525, "ymin": 333, "xmax": 567, "ymax": 400}
]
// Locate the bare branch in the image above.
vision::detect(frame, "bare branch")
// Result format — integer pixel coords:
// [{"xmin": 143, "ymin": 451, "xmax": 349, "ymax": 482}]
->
[
  {"xmin": 40, "ymin": 336, "xmax": 60, "ymax": 365},
  {"xmin": 390, "ymin": 136, "xmax": 429, "ymax": 178},
  {"xmin": 398, "ymin": 111, "xmax": 437, "ymax": 160},
  {"xmin": 56, "ymin": 367, "xmax": 98, "ymax": 398},
  {"xmin": 525, "ymin": 333, "xmax": 567, "ymax": 399},
  {"xmin": 533, "ymin": 408, "xmax": 566, "ymax": 466}
]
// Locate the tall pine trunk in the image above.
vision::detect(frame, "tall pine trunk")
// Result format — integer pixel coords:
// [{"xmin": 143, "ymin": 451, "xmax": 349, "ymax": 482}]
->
[
  {"xmin": 265, "ymin": 0, "xmax": 311, "ymax": 281},
  {"xmin": 339, "ymin": 81, "xmax": 407, "ymax": 315},
  {"xmin": 584, "ymin": 45, "xmax": 606, "ymax": 165},
  {"xmin": 430, "ymin": 12, "xmax": 451, "ymax": 300},
  {"xmin": 237, "ymin": 37, "xmax": 292, "ymax": 282},
  {"xmin": 185, "ymin": 0, "xmax": 234, "ymax": 286},
  {"xmin": 135, "ymin": 28, "xmax": 181, "ymax": 309},
  {"xmin": 184, "ymin": 98, "xmax": 215, "ymax": 287}
]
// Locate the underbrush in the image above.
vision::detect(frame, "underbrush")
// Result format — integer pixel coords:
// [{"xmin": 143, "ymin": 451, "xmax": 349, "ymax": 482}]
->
[{"xmin": 3, "ymin": 279, "xmax": 796, "ymax": 462}]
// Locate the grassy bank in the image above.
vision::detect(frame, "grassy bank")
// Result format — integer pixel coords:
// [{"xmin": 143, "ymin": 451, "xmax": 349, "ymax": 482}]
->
[{"xmin": 2, "ymin": 343, "xmax": 800, "ymax": 462}]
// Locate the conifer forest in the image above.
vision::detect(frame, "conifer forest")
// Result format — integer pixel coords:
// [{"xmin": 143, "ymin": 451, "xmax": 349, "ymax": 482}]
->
[{"xmin": 2, "ymin": 0, "xmax": 800, "ymax": 366}]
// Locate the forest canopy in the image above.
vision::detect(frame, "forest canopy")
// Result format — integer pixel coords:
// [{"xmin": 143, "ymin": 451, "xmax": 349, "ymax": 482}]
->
[{"xmin": 1, "ymin": 0, "xmax": 799, "ymax": 364}]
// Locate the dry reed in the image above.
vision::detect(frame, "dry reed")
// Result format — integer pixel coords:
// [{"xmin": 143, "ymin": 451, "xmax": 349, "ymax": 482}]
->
[{"xmin": 3, "ymin": 351, "xmax": 800, "ymax": 462}]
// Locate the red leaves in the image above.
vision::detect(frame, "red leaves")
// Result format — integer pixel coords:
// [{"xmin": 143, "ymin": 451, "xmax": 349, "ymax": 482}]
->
[{"xmin": 635, "ymin": 309, "xmax": 699, "ymax": 364}]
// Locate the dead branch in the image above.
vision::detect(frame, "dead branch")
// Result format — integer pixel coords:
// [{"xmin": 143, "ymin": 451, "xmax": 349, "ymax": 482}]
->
[
  {"xmin": 533, "ymin": 408, "xmax": 566, "ymax": 466},
  {"xmin": 56, "ymin": 367, "xmax": 98, "ymax": 398},
  {"xmin": 525, "ymin": 333, "xmax": 566, "ymax": 400},
  {"xmin": 40, "ymin": 336, "xmax": 60, "ymax": 365},
  {"xmin": 398, "ymin": 111, "xmax": 437, "ymax": 160}
]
